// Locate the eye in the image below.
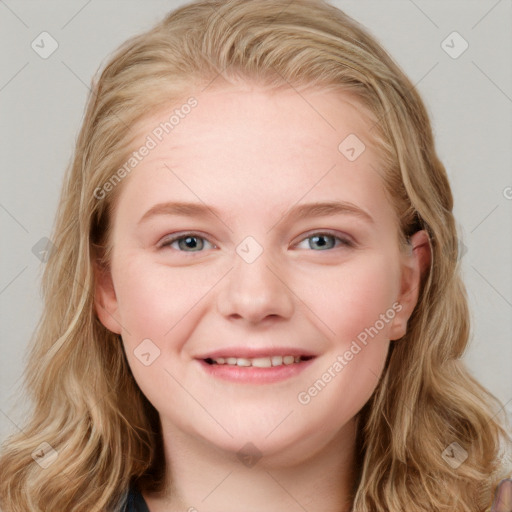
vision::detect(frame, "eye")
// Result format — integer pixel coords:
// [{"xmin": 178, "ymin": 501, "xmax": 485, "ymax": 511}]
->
[
  {"xmin": 158, "ymin": 231, "xmax": 354, "ymax": 253},
  {"xmin": 295, "ymin": 231, "xmax": 354, "ymax": 251},
  {"xmin": 159, "ymin": 232, "xmax": 216, "ymax": 252}
]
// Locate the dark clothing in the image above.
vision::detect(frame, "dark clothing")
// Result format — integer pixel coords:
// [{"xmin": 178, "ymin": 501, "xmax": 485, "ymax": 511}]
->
[{"xmin": 124, "ymin": 487, "xmax": 150, "ymax": 512}]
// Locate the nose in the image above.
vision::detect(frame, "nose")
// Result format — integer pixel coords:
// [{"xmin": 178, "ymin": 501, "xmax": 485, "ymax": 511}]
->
[{"xmin": 216, "ymin": 248, "xmax": 295, "ymax": 325}]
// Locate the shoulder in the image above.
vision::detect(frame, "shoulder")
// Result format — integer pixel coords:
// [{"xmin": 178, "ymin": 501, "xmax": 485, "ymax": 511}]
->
[{"xmin": 122, "ymin": 486, "xmax": 150, "ymax": 512}]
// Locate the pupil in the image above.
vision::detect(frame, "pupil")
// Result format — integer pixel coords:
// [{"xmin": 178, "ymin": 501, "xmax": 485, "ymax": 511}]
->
[
  {"xmin": 181, "ymin": 236, "xmax": 201, "ymax": 250},
  {"xmin": 312, "ymin": 235, "xmax": 331, "ymax": 249}
]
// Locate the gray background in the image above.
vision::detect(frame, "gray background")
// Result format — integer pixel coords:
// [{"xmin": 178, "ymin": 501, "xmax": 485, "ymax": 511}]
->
[{"xmin": 1, "ymin": 0, "xmax": 511, "ymax": 444}]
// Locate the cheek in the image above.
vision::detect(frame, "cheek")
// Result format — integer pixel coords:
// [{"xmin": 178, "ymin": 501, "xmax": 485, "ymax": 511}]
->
[
  {"xmin": 294, "ymin": 255, "xmax": 395, "ymax": 423},
  {"xmin": 112, "ymin": 254, "xmax": 222, "ymax": 348},
  {"xmin": 293, "ymin": 252, "xmax": 401, "ymax": 346}
]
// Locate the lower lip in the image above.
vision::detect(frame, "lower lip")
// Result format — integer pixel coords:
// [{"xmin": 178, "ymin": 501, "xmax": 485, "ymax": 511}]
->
[{"xmin": 197, "ymin": 358, "xmax": 316, "ymax": 384}]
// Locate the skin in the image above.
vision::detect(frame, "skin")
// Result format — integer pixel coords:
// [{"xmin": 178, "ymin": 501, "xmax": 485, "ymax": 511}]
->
[
  {"xmin": 95, "ymin": 84, "xmax": 431, "ymax": 512},
  {"xmin": 492, "ymin": 479, "xmax": 512, "ymax": 511}
]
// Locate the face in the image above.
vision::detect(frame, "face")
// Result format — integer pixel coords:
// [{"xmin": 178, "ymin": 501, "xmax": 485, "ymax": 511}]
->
[{"xmin": 95, "ymin": 84, "xmax": 427, "ymax": 461}]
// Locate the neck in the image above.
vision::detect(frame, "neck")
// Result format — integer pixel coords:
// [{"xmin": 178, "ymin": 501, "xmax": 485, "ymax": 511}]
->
[{"xmin": 143, "ymin": 419, "xmax": 359, "ymax": 512}]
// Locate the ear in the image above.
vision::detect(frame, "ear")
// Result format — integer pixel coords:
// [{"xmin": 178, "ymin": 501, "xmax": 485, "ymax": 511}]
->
[
  {"xmin": 389, "ymin": 229, "xmax": 431, "ymax": 341},
  {"xmin": 93, "ymin": 261, "xmax": 122, "ymax": 335}
]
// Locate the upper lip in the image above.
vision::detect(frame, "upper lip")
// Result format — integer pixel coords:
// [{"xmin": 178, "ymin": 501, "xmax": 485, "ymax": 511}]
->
[{"xmin": 196, "ymin": 347, "xmax": 317, "ymax": 359}]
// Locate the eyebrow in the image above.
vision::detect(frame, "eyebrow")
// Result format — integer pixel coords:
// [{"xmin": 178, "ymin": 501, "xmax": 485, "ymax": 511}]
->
[{"xmin": 137, "ymin": 200, "xmax": 374, "ymax": 226}]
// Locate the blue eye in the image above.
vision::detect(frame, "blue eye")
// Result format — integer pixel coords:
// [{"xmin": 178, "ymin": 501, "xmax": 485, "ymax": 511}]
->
[
  {"xmin": 296, "ymin": 232, "xmax": 354, "ymax": 251},
  {"xmin": 160, "ymin": 233, "xmax": 215, "ymax": 252},
  {"xmin": 159, "ymin": 231, "xmax": 353, "ymax": 253}
]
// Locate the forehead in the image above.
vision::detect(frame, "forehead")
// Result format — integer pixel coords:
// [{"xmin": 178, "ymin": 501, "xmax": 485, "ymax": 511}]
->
[
  {"xmin": 132, "ymin": 83, "xmax": 378, "ymax": 158},
  {"xmin": 111, "ymin": 85, "xmax": 394, "ymax": 229}
]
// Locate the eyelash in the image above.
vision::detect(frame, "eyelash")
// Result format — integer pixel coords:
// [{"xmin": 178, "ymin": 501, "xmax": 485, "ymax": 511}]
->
[{"xmin": 158, "ymin": 231, "xmax": 355, "ymax": 252}]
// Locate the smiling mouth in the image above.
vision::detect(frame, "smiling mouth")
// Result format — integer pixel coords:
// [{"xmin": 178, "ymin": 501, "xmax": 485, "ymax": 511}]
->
[{"xmin": 203, "ymin": 355, "xmax": 314, "ymax": 368}]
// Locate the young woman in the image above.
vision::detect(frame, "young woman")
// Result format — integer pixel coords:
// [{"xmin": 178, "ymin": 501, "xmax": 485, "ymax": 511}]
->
[{"xmin": 1, "ymin": 1, "xmax": 510, "ymax": 510}]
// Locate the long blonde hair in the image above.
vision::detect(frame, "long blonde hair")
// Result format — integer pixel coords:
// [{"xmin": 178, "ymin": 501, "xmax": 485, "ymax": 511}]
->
[{"xmin": 1, "ymin": 1, "xmax": 510, "ymax": 510}]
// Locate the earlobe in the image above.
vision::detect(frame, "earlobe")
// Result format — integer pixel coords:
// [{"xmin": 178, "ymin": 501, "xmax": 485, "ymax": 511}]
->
[
  {"xmin": 93, "ymin": 261, "xmax": 122, "ymax": 335},
  {"xmin": 389, "ymin": 230, "xmax": 432, "ymax": 341}
]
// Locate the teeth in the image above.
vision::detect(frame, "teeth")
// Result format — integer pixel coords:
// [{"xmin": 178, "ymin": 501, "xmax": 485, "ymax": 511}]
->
[
  {"xmin": 271, "ymin": 355, "xmax": 282, "ymax": 366},
  {"xmin": 252, "ymin": 357, "xmax": 272, "ymax": 368},
  {"xmin": 207, "ymin": 355, "xmax": 306, "ymax": 367}
]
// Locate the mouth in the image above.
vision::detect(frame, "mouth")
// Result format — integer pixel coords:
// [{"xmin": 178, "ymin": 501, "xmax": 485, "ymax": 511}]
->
[
  {"xmin": 196, "ymin": 350, "xmax": 317, "ymax": 384},
  {"xmin": 203, "ymin": 355, "xmax": 315, "ymax": 367}
]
